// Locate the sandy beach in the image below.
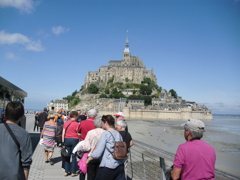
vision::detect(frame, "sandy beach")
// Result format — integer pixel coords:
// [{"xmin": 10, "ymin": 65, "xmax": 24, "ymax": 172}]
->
[{"xmin": 126, "ymin": 118, "xmax": 240, "ymax": 178}]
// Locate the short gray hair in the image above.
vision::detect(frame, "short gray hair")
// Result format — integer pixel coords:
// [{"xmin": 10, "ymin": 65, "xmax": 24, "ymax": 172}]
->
[
  {"xmin": 116, "ymin": 120, "xmax": 127, "ymax": 130},
  {"xmin": 94, "ymin": 115, "xmax": 102, "ymax": 128},
  {"xmin": 87, "ymin": 109, "xmax": 97, "ymax": 118},
  {"xmin": 184, "ymin": 124, "xmax": 203, "ymax": 139}
]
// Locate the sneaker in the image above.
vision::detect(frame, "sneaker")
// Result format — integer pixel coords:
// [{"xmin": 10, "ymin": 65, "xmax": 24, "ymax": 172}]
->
[
  {"xmin": 71, "ymin": 173, "xmax": 78, "ymax": 177},
  {"xmin": 64, "ymin": 172, "xmax": 70, "ymax": 176}
]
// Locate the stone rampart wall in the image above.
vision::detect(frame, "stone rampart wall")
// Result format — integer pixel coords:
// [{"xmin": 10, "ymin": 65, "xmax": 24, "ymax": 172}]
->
[{"xmin": 99, "ymin": 107, "xmax": 212, "ymax": 120}]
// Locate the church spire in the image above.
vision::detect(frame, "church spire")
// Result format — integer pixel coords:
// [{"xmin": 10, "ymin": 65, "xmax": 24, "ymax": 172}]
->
[{"xmin": 124, "ymin": 30, "xmax": 130, "ymax": 53}]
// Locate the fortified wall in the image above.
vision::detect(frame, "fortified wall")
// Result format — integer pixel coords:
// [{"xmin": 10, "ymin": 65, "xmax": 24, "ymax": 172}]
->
[{"xmin": 99, "ymin": 107, "xmax": 213, "ymax": 120}]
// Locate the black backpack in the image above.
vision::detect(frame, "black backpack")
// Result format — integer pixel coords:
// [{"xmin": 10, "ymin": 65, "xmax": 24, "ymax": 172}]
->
[{"xmin": 55, "ymin": 125, "xmax": 63, "ymax": 143}]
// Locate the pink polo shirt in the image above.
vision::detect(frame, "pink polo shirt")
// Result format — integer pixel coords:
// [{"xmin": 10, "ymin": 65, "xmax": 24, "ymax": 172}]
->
[{"xmin": 173, "ymin": 140, "xmax": 216, "ymax": 180}]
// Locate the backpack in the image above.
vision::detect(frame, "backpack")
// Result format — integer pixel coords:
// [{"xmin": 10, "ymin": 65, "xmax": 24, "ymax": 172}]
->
[
  {"xmin": 57, "ymin": 115, "xmax": 64, "ymax": 126},
  {"xmin": 106, "ymin": 131, "xmax": 128, "ymax": 160},
  {"xmin": 55, "ymin": 125, "xmax": 63, "ymax": 143}
]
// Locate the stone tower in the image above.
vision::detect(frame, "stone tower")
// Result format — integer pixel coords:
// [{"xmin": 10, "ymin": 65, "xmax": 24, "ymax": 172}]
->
[{"xmin": 84, "ymin": 35, "xmax": 157, "ymax": 88}]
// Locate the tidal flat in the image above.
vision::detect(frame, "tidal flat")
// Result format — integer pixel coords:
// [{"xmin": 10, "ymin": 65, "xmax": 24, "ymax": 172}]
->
[{"xmin": 127, "ymin": 115, "xmax": 240, "ymax": 177}]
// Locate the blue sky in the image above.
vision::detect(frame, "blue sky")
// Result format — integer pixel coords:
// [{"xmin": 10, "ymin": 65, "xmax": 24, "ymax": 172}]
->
[{"xmin": 0, "ymin": 0, "xmax": 239, "ymax": 114}]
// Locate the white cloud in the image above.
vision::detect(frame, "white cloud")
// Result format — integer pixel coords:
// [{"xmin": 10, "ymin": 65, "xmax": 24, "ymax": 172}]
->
[
  {"xmin": 0, "ymin": 30, "xmax": 45, "ymax": 52},
  {"xmin": 0, "ymin": 0, "xmax": 35, "ymax": 13},
  {"xmin": 5, "ymin": 52, "xmax": 20, "ymax": 60},
  {"xmin": 26, "ymin": 40, "xmax": 44, "ymax": 51},
  {"xmin": 52, "ymin": 26, "xmax": 70, "ymax": 35}
]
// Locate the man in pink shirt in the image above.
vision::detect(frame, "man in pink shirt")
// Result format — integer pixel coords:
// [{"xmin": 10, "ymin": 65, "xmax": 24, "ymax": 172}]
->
[
  {"xmin": 77, "ymin": 109, "xmax": 97, "ymax": 141},
  {"xmin": 171, "ymin": 119, "xmax": 216, "ymax": 180}
]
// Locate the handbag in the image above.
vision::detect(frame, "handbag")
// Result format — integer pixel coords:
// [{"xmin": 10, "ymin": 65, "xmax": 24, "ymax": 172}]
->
[
  {"xmin": 78, "ymin": 152, "xmax": 88, "ymax": 174},
  {"xmin": 106, "ymin": 131, "xmax": 128, "ymax": 160},
  {"xmin": 61, "ymin": 121, "xmax": 75, "ymax": 158},
  {"xmin": 61, "ymin": 148, "xmax": 70, "ymax": 158}
]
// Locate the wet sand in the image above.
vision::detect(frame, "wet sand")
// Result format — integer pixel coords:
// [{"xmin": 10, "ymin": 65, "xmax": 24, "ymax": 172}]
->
[{"xmin": 127, "ymin": 119, "xmax": 240, "ymax": 178}]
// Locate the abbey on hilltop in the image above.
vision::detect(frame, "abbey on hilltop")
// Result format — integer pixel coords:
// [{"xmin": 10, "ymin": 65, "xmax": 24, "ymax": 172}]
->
[
  {"xmin": 75, "ymin": 36, "xmax": 212, "ymax": 120},
  {"xmin": 84, "ymin": 36, "xmax": 157, "ymax": 88}
]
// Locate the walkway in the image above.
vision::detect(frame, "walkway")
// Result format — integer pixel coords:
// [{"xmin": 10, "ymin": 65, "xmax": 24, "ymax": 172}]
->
[{"xmin": 29, "ymin": 143, "xmax": 79, "ymax": 180}]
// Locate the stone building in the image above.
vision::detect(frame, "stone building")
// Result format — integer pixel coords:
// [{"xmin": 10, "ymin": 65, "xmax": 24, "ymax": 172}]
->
[
  {"xmin": 47, "ymin": 99, "xmax": 68, "ymax": 112},
  {"xmin": 84, "ymin": 37, "xmax": 157, "ymax": 88}
]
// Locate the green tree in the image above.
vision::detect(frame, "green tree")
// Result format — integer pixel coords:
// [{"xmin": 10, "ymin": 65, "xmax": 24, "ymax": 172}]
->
[
  {"xmin": 142, "ymin": 95, "xmax": 152, "ymax": 106},
  {"xmin": 72, "ymin": 90, "xmax": 78, "ymax": 96},
  {"xmin": 132, "ymin": 90, "xmax": 138, "ymax": 94},
  {"xmin": 141, "ymin": 77, "xmax": 152, "ymax": 85},
  {"xmin": 63, "ymin": 95, "xmax": 74, "ymax": 102},
  {"xmin": 140, "ymin": 85, "xmax": 152, "ymax": 95},
  {"xmin": 88, "ymin": 84, "xmax": 99, "ymax": 94},
  {"xmin": 111, "ymin": 88, "xmax": 118, "ymax": 94},
  {"xmin": 125, "ymin": 77, "xmax": 130, "ymax": 82},
  {"xmin": 105, "ymin": 88, "xmax": 110, "ymax": 94},
  {"xmin": 80, "ymin": 85, "xmax": 84, "ymax": 91},
  {"xmin": 129, "ymin": 95, "xmax": 138, "ymax": 99},
  {"xmin": 169, "ymin": 89, "xmax": 178, "ymax": 98},
  {"xmin": 107, "ymin": 75, "xmax": 114, "ymax": 84},
  {"xmin": 99, "ymin": 94, "xmax": 108, "ymax": 98}
]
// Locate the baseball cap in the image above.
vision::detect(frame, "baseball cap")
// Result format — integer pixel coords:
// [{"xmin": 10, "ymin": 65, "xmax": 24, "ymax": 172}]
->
[
  {"xmin": 181, "ymin": 118, "xmax": 205, "ymax": 131},
  {"xmin": 114, "ymin": 112, "xmax": 124, "ymax": 117}
]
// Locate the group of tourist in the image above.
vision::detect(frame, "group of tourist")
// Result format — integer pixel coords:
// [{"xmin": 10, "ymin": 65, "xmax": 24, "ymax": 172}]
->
[
  {"xmin": 0, "ymin": 101, "xmax": 216, "ymax": 180},
  {"xmin": 39, "ymin": 107, "xmax": 133, "ymax": 180}
]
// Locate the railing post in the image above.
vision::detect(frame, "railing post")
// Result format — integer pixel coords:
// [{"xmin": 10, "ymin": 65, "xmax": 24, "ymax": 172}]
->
[
  {"xmin": 160, "ymin": 157, "xmax": 166, "ymax": 180},
  {"xmin": 129, "ymin": 150, "xmax": 133, "ymax": 179},
  {"xmin": 142, "ymin": 153, "xmax": 146, "ymax": 180}
]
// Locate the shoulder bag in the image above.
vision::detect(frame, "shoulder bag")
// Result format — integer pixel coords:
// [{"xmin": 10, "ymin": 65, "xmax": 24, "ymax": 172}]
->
[
  {"xmin": 106, "ymin": 131, "xmax": 128, "ymax": 160},
  {"xmin": 61, "ymin": 121, "xmax": 74, "ymax": 158}
]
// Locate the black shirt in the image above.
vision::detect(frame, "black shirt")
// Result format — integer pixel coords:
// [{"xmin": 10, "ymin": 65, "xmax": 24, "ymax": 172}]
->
[{"xmin": 119, "ymin": 131, "xmax": 132, "ymax": 152}]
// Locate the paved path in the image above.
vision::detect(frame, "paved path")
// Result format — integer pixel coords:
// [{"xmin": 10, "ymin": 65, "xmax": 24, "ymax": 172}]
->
[{"xmin": 26, "ymin": 114, "xmax": 79, "ymax": 180}]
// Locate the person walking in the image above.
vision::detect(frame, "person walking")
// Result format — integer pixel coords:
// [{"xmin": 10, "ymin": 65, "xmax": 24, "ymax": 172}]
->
[
  {"xmin": 86, "ymin": 115, "xmax": 126, "ymax": 180},
  {"xmin": 171, "ymin": 119, "xmax": 216, "ymax": 180},
  {"xmin": 114, "ymin": 112, "xmax": 128, "ymax": 132},
  {"xmin": 78, "ymin": 115, "xmax": 105, "ymax": 180},
  {"xmin": 62, "ymin": 111, "xmax": 79, "ymax": 177},
  {"xmin": 40, "ymin": 113, "xmax": 57, "ymax": 165},
  {"xmin": 116, "ymin": 120, "xmax": 133, "ymax": 179},
  {"xmin": 0, "ymin": 101, "xmax": 33, "ymax": 180},
  {"xmin": 38, "ymin": 107, "xmax": 48, "ymax": 132},
  {"xmin": 77, "ymin": 109, "xmax": 97, "ymax": 141},
  {"xmin": 34, "ymin": 112, "xmax": 39, "ymax": 131}
]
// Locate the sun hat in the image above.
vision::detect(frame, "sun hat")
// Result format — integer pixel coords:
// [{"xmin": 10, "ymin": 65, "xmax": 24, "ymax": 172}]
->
[
  {"xmin": 114, "ymin": 112, "xmax": 124, "ymax": 117},
  {"xmin": 181, "ymin": 118, "xmax": 205, "ymax": 131}
]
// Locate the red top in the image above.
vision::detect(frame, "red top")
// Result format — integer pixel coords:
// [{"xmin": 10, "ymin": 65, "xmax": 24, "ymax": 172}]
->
[
  {"xmin": 63, "ymin": 120, "xmax": 79, "ymax": 139},
  {"xmin": 77, "ymin": 117, "xmax": 95, "ymax": 140}
]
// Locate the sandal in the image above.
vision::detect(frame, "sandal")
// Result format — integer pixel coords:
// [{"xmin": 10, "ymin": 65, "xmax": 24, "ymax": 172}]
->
[{"xmin": 64, "ymin": 172, "xmax": 70, "ymax": 176}]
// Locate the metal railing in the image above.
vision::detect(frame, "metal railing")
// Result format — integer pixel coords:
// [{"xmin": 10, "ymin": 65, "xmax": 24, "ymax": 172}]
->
[
  {"xmin": 127, "ymin": 139, "xmax": 240, "ymax": 180},
  {"xmin": 126, "ymin": 142, "xmax": 171, "ymax": 180}
]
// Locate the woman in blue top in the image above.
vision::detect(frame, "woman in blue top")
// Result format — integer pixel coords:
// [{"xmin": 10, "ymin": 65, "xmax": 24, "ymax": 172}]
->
[{"xmin": 86, "ymin": 115, "xmax": 126, "ymax": 180}]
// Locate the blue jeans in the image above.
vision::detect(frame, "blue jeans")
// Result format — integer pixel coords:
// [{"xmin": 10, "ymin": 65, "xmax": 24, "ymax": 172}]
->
[{"xmin": 64, "ymin": 138, "xmax": 79, "ymax": 174}]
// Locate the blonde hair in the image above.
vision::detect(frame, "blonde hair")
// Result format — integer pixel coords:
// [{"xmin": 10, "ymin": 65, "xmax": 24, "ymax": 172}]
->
[{"xmin": 47, "ymin": 113, "xmax": 55, "ymax": 120}]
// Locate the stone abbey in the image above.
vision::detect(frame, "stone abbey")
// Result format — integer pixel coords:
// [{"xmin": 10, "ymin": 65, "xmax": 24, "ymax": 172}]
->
[{"xmin": 84, "ymin": 37, "xmax": 157, "ymax": 88}]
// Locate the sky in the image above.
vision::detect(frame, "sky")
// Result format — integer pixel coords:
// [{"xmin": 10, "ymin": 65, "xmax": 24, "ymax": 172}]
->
[{"xmin": 0, "ymin": 0, "xmax": 240, "ymax": 114}]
